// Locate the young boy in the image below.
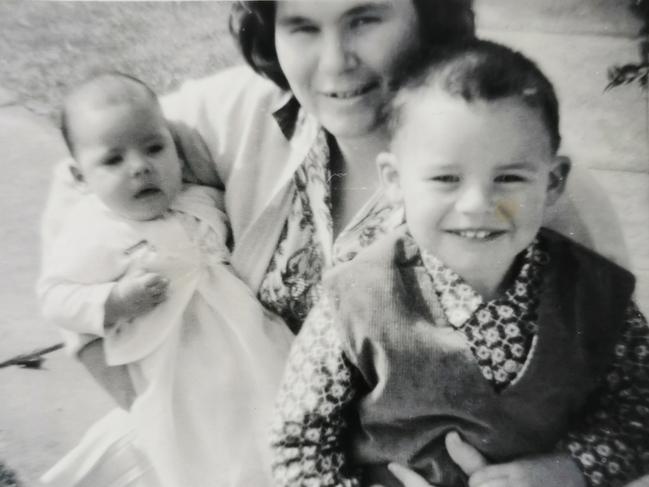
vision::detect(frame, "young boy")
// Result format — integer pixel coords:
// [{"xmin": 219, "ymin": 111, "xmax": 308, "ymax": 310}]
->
[
  {"xmin": 38, "ymin": 73, "xmax": 291, "ymax": 487},
  {"xmin": 270, "ymin": 41, "xmax": 649, "ymax": 487}
]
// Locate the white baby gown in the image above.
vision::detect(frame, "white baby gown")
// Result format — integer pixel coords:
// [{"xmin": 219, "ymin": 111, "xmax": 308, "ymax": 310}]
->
[{"xmin": 39, "ymin": 185, "xmax": 293, "ymax": 487}]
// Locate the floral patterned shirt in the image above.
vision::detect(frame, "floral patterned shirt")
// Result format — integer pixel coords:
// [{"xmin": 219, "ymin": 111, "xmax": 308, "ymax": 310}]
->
[
  {"xmin": 257, "ymin": 127, "xmax": 403, "ymax": 334},
  {"xmin": 270, "ymin": 235, "xmax": 649, "ymax": 487}
]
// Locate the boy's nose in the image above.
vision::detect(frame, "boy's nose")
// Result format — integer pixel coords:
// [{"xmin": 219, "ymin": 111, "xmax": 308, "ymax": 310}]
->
[{"xmin": 455, "ymin": 184, "xmax": 494, "ymax": 214}]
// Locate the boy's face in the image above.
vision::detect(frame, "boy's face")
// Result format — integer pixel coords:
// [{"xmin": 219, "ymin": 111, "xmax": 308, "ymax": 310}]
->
[
  {"xmin": 69, "ymin": 96, "xmax": 181, "ymax": 221},
  {"xmin": 380, "ymin": 91, "xmax": 568, "ymax": 291}
]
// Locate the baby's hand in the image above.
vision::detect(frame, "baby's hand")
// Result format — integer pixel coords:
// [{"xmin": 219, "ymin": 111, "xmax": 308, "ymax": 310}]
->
[{"xmin": 105, "ymin": 270, "xmax": 169, "ymax": 326}]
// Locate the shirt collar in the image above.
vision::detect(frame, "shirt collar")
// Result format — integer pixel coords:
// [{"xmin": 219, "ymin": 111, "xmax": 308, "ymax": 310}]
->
[
  {"xmin": 272, "ymin": 93, "xmax": 302, "ymax": 140},
  {"xmin": 420, "ymin": 237, "xmax": 547, "ymax": 329}
]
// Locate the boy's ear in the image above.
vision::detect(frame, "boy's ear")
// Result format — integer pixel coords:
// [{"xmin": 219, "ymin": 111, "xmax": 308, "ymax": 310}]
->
[
  {"xmin": 68, "ymin": 164, "xmax": 85, "ymax": 184},
  {"xmin": 377, "ymin": 152, "xmax": 403, "ymax": 202},
  {"xmin": 545, "ymin": 155, "xmax": 571, "ymax": 206}
]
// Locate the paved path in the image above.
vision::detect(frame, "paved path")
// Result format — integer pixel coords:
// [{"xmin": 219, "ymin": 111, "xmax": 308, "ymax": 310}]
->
[
  {"xmin": 1, "ymin": 1, "xmax": 648, "ymax": 485},
  {"xmin": 0, "ymin": 97, "xmax": 112, "ymax": 486}
]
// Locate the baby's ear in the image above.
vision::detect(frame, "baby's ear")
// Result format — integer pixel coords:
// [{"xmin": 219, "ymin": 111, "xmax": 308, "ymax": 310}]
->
[
  {"xmin": 546, "ymin": 155, "xmax": 571, "ymax": 206},
  {"xmin": 68, "ymin": 163, "xmax": 85, "ymax": 184},
  {"xmin": 377, "ymin": 152, "xmax": 403, "ymax": 203}
]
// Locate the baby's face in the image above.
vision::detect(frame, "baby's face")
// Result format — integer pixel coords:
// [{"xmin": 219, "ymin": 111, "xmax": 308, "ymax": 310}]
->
[
  {"xmin": 70, "ymin": 97, "xmax": 181, "ymax": 221},
  {"xmin": 384, "ymin": 91, "xmax": 565, "ymax": 290}
]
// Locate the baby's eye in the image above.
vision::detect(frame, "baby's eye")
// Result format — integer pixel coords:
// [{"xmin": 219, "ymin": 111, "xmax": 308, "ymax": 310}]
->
[
  {"xmin": 495, "ymin": 174, "xmax": 526, "ymax": 183},
  {"xmin": 146, "ymin": 143, "xmax": 164, "ymax": 156},
  {"xmin": 104, "ymin": 155, "xmax": 123, "ymax": 166},
  {"xmin": 431, "ymin": 175, "xmax": 460, "ymax": 183}
]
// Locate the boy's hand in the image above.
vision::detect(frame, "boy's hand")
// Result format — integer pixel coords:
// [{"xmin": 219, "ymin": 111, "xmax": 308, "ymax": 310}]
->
[{"xmin": 105, "ymin": 269, "xmax": 168, "ymax": 326}]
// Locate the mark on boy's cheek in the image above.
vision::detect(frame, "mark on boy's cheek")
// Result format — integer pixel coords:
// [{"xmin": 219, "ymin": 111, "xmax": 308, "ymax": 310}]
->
[{"xmin": 496, "ymin": 200, "xmax": 517, "ymax": 222}]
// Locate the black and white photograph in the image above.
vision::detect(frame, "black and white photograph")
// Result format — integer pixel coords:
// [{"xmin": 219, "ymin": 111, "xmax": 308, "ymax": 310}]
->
[{"xmin": 1, "ymin": 1, "xmax": 648, "ymax": 486}]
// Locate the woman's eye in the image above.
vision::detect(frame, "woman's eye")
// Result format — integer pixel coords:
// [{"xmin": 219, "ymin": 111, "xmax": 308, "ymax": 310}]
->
[
  {"xmin": 146, "ymin": 143, "xmax": 164, "ymax": 156},
  {"xmin": 431, "ymin": 175, "xmax": 460, "ymax": 184},
  {"xmin": 495, "ymin": 174, "xmax": 526, "ymax": 183},
  {"xmin": 104, "ymin": 155, "xmax": 123, "ymax": 166},
  {"xmin": 291, "ymin": 23, "xmax": 319, "ymax": 35},
  {"xmin": 349, "ymin": 16, "xmax": 380, "ymax": 29}
]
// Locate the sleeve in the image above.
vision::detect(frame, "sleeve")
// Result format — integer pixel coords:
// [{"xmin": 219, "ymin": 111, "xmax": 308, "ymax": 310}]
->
[
  {"xmin": 560, "ymin": 301, "xmax": 649, "ymax": 487},
  {"xmin": 39, "ymin": 279, "xmax": 115, "ymax": 338},
  {"xmin": 37, "ymin": 207, "xmax": 128, "ymax": 342},
  {"xmin": 270, "ymin": 292, "xmax": 362, "ymax": 487},
  {"xmin": 160, "ymin": 73, "xmax": 242, "ymax": 192},
  {"xmin": 40, "ymin": 160, "xmax": 88, "ymax": 256}
]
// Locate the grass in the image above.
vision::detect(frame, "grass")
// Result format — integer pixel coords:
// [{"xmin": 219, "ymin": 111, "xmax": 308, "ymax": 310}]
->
[
  {"xmin": 0, "ymin": 0, "xmax": 638, "ymax": 122},
  {"xmin": 0, "ymin": 1, "xmax": 239, "ymax": 120}
]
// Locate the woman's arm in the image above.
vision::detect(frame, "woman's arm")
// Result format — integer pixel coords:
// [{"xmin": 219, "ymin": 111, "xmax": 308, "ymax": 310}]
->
[
  {"xmin": 270, "ymin": 292, "xmax": 362, "ymax": 487},
  {"xmin": 556, "ymin": 301, "xmax": 649, "ymax": 486}
]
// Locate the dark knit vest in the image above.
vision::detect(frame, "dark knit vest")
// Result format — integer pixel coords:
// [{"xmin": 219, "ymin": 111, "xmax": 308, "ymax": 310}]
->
[{"xmin": 324, "ymin": 227, "xmax": 635, "ymax": 487}]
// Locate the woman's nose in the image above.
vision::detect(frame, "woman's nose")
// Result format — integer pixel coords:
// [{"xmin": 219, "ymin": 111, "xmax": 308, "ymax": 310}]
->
[
  {"xmin": 318, "ymin": 31, "xmax": 357, "ymax": 73},
  {"xmin": 455, "ymin": 184, "xmax": 494, "ymax": 214}
]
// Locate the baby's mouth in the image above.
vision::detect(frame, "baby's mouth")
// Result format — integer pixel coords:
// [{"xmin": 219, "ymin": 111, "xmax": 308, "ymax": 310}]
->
[{"xmin": 134, "ymin": 186, "xmax": 161, "ymax": 199}]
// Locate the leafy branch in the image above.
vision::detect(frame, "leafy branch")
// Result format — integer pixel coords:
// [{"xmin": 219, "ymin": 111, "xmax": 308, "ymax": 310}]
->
[{"xmin": 606, "ymin": 0, "xmax": 649, "ymax": 90}]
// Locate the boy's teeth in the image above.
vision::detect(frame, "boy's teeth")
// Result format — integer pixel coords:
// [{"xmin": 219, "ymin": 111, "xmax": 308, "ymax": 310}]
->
[
  {"xmin": 332, "ymin": 88, "xmax": 362, "ymax": 98},
  {"xmin": 457, "ymin": 230, "xmax": 492, "ymax": 239}
]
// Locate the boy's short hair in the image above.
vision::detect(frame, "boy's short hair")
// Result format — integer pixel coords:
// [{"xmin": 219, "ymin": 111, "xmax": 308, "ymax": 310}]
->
[
  {"xmin": 389, "ymin": 40, "xmax": 561, "ymax": 154},
  {"xmin": 60, "ymin": 71, "xmax": 158, "ymax": 157}
]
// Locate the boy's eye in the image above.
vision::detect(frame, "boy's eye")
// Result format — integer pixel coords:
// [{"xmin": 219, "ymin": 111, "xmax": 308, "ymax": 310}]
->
[
  {"xmin": 495, "ymin": 174, "xmax": 526, "ymax": 183},
  {"xmin": 104, "ymin": 155, "xmax": 123, "ymax": 166},
  {"xmin": 146, "ymin": 143, "xmax": 164, "ymax": 156},
  {"xmin": 431, "ymin": 175, "xmax": 460, "ymax": 184}
]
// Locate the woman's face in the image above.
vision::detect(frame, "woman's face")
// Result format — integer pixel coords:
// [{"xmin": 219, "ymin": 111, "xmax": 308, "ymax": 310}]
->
[{"xmin": 275, "ymin": 0, "xmax": 420, "ymax": 139}]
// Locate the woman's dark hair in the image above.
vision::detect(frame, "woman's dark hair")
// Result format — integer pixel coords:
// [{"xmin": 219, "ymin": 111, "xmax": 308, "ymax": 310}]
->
[{"xmin": 229, "ymin": 0, "xmax": 476, "ymax": 91}]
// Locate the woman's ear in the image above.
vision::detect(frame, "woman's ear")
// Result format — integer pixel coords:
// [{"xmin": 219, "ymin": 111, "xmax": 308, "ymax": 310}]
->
[
  {"xmin": 545, "ymin": 155, "xmax": 571, "ymax": 207},
  {"xmin": 377, "ymin": 152, "xmax": 403, "ymax": 202}
]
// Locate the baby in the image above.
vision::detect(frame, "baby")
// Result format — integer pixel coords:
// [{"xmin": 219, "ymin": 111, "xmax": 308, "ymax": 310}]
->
[
  {"xmin": 38, "ymin": 73, "xmax": 292, "ymax": 487},
  {"xmin": 271, "ymin": 41, "xmax": 649, "ymax": 487}
]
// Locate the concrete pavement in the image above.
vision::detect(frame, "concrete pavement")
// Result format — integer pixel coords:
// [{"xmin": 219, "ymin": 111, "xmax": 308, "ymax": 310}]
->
[{"xmin": 0, "ymin": 97, "xmax": 112, "ymax": 486}]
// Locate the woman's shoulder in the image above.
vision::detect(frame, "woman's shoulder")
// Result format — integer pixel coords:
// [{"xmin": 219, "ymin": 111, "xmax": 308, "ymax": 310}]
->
[{"xmin": 163, "ymin": 65, "xmax": 287, "ymax": 122}]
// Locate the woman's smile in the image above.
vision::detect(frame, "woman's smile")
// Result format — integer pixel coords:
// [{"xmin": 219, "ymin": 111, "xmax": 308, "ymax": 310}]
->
[{"xmin": 319, "ymin": 81, "xmax": 380, "ymax": 100}]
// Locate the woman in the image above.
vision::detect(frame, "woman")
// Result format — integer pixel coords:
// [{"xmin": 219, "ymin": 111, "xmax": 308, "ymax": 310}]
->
[{"xmin": 44, "ymin": 1, "xmax": 636, "ymax": 485}]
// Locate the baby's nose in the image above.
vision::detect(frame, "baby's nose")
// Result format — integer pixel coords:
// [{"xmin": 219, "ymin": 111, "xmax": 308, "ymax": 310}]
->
[{"xmin": 129, "ymin": 155, "xmax": 152, "ymax": 176}]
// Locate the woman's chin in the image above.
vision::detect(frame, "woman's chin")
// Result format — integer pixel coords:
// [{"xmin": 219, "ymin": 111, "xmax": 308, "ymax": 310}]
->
[{"xmin": 318, "ymin": 107, "xmax": 382, "ymax": 140}]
